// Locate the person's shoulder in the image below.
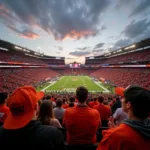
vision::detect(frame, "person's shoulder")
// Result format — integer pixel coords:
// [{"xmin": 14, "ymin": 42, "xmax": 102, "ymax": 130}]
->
[
  {"xmin": 90, "ymin": 107, "xmax": 99, "ymax": 113},
  {"xmin": 53, "ymin": 107, "xmax": 58, "ymax": 111},
  {"xmin": 36, "ymin": 124, "xmax": 60, "ymax": 135},
  {"xmin": 35, "ymin": 124, "xmax": 64, "ymax": 145},
  {"xmin": 88, "ymin": 107, "xmax": 99, "ymax": 115},
  {"xmin": 116, "ymin": 107, "xmax": 122, "ymax": 111},
  {"xmin": 52, "ymin": 118, "xmax": 59, "ymax": 123},
  {"xmin": 93, "ymin": 104, "xmax": 99, "ymax": 109},
  {"xmin": 103, "ymin": 124, "xmax": 129, "ymax": 139},
  {"xmin": 65, "ymin": 106, "xmax": 76, "ymax": 112}
]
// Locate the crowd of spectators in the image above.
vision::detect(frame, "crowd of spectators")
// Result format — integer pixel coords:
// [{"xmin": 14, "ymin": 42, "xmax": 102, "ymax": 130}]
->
[
  {"xmin": 0, "ymin": 68, "xmax": 59, "ymax": 93},
  {"xmin": 90, "ymin": 68, "xmax": 150, "ymax": 90},
  {"xmin": 0, "ymin": 85, "xmax": 150, "ymax": 150},
  {"xmin": 86, "ymin": 49, "xmax": 150, "ymax": 65},
  {"xmin": 0, "ymin": 51, "xmax": 45, "ymax": 64}
]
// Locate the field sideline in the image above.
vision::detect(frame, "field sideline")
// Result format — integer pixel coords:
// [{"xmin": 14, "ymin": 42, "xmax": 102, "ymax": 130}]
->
[{"xmin": 37, "ymin": 76, "xmax": 111, "ymax": 93}]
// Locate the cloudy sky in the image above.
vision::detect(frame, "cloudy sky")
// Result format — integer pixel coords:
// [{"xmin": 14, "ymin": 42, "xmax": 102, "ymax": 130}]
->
[{"xmin": 0, "ymin": 0, "xmax": 150, "ymax": 63}]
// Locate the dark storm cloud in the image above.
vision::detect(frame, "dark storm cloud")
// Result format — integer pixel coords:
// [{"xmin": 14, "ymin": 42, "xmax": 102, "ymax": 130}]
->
[
  {"xmin": 0, "ymin": 3, "xmax": 39, "ymax": 39},
  {"xmin": 122, "ymin": 19, "xmax": 150, "ymax": 39},
  {"xmin": 94, "ymin": 42, "xmax": 105, "ymax": 49},
  {"xmin": 112, "ymin": 18, "xmax": 150, "ymax": 50},
  {"xmin": 8, "ymin": 25, "xmax": 39, "ymax": 39},
  {"xmin": 129, "ymin": 0, "xmax": 150, "ymax": 17},
  {"xmin": 0, "ymin": 0, "xmax": 111, "ymax": 40},
  {"xmin": 115, "ymin": 0, "xmax": 134, "ymax": 9},
  {"xmin": 113, "ymin": 39, "xmax": 131, "ymax": 49},
  {"xmin": 69, "ymin": 50, "xmax": 91, "ymax": 57},
  {"xmin": 135, "ymin": 28, "xmax": 150, "ymax": 42},
  {"xmin": 93, "ymin": 49, "xmax": 104, "ymax": 52},
  {"xmin": 76, "ymin": 47, "xmax": 90, "ymax": 51}
]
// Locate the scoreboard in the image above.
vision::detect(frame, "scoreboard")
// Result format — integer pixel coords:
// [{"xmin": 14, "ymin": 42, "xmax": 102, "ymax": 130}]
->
[{"xmin": 69, "ymin": 63, "xmax": 81, "ymax": 68}]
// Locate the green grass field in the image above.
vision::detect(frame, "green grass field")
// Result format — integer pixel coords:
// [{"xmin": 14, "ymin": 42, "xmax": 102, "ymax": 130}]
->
[{"xmin": 37, "ymin": 76, "xmax": 111, "ymax": 93}]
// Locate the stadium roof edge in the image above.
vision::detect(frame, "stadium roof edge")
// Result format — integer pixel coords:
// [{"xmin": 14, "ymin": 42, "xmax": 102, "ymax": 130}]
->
[
  {"xmin": 0, "ymin": 39, "xmax": 65, "ymax": 60},
  {"xmin": 86, "ymin": 38, "xmax": 150, "ymax": 60}
]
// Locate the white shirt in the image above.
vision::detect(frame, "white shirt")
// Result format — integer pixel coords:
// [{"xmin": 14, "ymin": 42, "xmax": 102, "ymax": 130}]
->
[{"xmin": 113, "ymin": 108, "xmax": 128, "ymax": 125}]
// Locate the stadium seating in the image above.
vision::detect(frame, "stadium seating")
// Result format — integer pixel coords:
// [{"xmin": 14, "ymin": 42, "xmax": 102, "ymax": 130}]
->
[
  {"xmin": 86, "ymin": 49, "xmax": 150, "ymax": 64},
  {"xmin": 90, "ymin": 68, "xmax": 150, "ymax": 90},
  {"xmin": 0, "ymin": 68, "xmax": 59, "ymax": 93},
  {"xmin": 0, "ymin": 51, "xmax": 45, "ymax": 64},
  {"xmin": 56, "ymin": 68, "xmax": 95, "ymax": 75}
]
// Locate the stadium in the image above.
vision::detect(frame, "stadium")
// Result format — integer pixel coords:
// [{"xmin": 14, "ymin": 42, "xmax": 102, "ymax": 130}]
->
[
  {"xmin": 0, "ymin": 38, "xmax": 150, "ymax": 93},
  {"xmin": 0, "ymin": 0, "xmax": 150, "ymax": 150}
]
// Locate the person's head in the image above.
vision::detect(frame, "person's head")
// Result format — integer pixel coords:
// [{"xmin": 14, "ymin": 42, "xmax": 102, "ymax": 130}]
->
[
  {"xmin": 117, "ymin": 85, "xmax": 150, "ymax": 120},
  {"xmin": 103, "ymin": 101, "xmax": 108, "ymax": 105},
  {"xmin": 116, "ymin": 97, "xmax": 120, "ymax": 101},
  {"xmin": 69, "ymin": 102, "xmax": 74, "ymax": 107},
  {"xmin": 38, "ymin": 100, "xmax": 54, "ymax": 125},
  {"xmin": 90, "ymin": 98, "xmax": 93, "ymax": 102},
  {"xmin": 98, "ymin": 96, "xmax": 104, "ymax": 103},
  {"xmin": 0, "ymin": 92, "xmax": 8, "ymax": 104},
  {"xmin": 56, "ymin": 99, "xmax": 63, "ymax": 108},
  {"xmin": 46, "ymin": 95, "xmax": 51, "ymax": 100},
  {"xmin": 3, "ymin": 86, "xmax": 44, "ymax": 129},
  {"xmin": 76, "ymin": 86, "xmax": 88, "ymax": 103},
  {"xmin": 62, "ymin": 98, "xmax": 66, "ymax": 104},
  {"xmin": 54, "ymin": 97, "xmax": 57, "ymax": 101},
  {"xmin": 69, "ymin": 97, "xmax": 75, "ymax": 103},
  {"xmin": 94, "ymin": 97, "xmax": 97, "ymax": 102},
  {"xmin": 38, "ymin": 100, "xmax": 42, "ymax": 108}
]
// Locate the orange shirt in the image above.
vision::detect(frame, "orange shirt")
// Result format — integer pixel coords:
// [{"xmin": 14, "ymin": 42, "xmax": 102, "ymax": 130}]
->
[
  {"xmin": 51, "ymin": 98, "xmax": 55, "ymax": 102},
  {"xmin": 62, "ymin": 104, "xmax": 69, "ymax": 109},
  {"xmin": 0, "ymin": 104, "xmax": 10, "ymax": 123},
  {"xmin": 97, "ymin": 124, "xmax": 150, "ymax": 150},
  {"xmin": 63, "ymin": 106, "xmax": 101, "ymax": 144},
  {"xmin": 88, "ymin": 101, "xmax": 99, "ymax": 108},
  {"xmin": 93, "ymin": 104, "xmax": 111, "ymax": 121}
]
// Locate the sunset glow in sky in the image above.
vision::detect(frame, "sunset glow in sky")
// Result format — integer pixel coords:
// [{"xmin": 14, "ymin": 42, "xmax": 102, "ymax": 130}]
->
[{"xmin": 0, "ymin": 0, "xmax": 150, "ymax": 63}]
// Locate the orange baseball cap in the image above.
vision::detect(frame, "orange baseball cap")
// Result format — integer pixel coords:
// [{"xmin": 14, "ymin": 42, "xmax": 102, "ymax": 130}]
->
[
  {"xmin": 115, "ymin": 87, "xmax": 125, "ymax": 97},
  {"xmin": 4, "ymin": 86, "xmax": 44, "ymax": 129}
]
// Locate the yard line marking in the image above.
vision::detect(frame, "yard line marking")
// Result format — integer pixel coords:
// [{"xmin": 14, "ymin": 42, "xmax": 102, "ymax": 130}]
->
[
  {"xmin": 85, "ymin": 76, "xmax": 110, "ymax": 92},
  {"xmin": 63, "ymin": 76, "xmax": 70, "ymax": 87},
  {"xmin": 41, "ymin": 76, "xmax": 64, "ymax": 92}
]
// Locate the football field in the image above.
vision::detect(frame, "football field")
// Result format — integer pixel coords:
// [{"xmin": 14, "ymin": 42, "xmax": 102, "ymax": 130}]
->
[{"xmin": 38, "ymin": 76, "xmax": 110, "ymax": 93}]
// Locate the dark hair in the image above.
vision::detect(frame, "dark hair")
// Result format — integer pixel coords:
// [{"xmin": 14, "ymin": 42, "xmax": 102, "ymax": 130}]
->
[
  {"xmin": 62, "ymin": 98, "xmax": 66, "ymax": 104},
  {"xmin": 69, "ymin": 97, "xmax": 75, "ymax": 102},
  {"xmin": 76, "ymin": 86, "xmax": 88, "ymax": 103},
  {"xmin": 0, "ymin": 92, "xmax": 8, "ymax": 104},
  {"xmin": 46, "ymin": 95, "xmax": 51, "ymax": 99},
  {"xmin": 38, "ymin": 100, "xmax": 42, "ymax": 107},
  {"xmin": 116, "ymin": 97, "xmax": 120, "ymax": 101},
  {"xmin": 103, "ymin": 101, "xmax": 108, "ymax": 105},
  {"xmin": 125, "ymin": 91, "xmax": 150, "ymax": 119},
  {"xmin": 94, "ymin": 97, "xmax": 97, "ymax": 101},
  {"xmin": 38, "ymin": 100, "xmax": 54, "ymax": 125},
  {"xmin": 56, "ymin": 99, "xmax": 63, "ymax": 107},
  {"xmin": 69, "ymin": 102, "xmax": 74, "ymax": 107},
  {"xmin": 98, "ymin": 96, "xmax": 104, "ymax": 103},
  {"xmin": 90, "ymin": 98, "xmax": 93, "ymax": 101}
]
